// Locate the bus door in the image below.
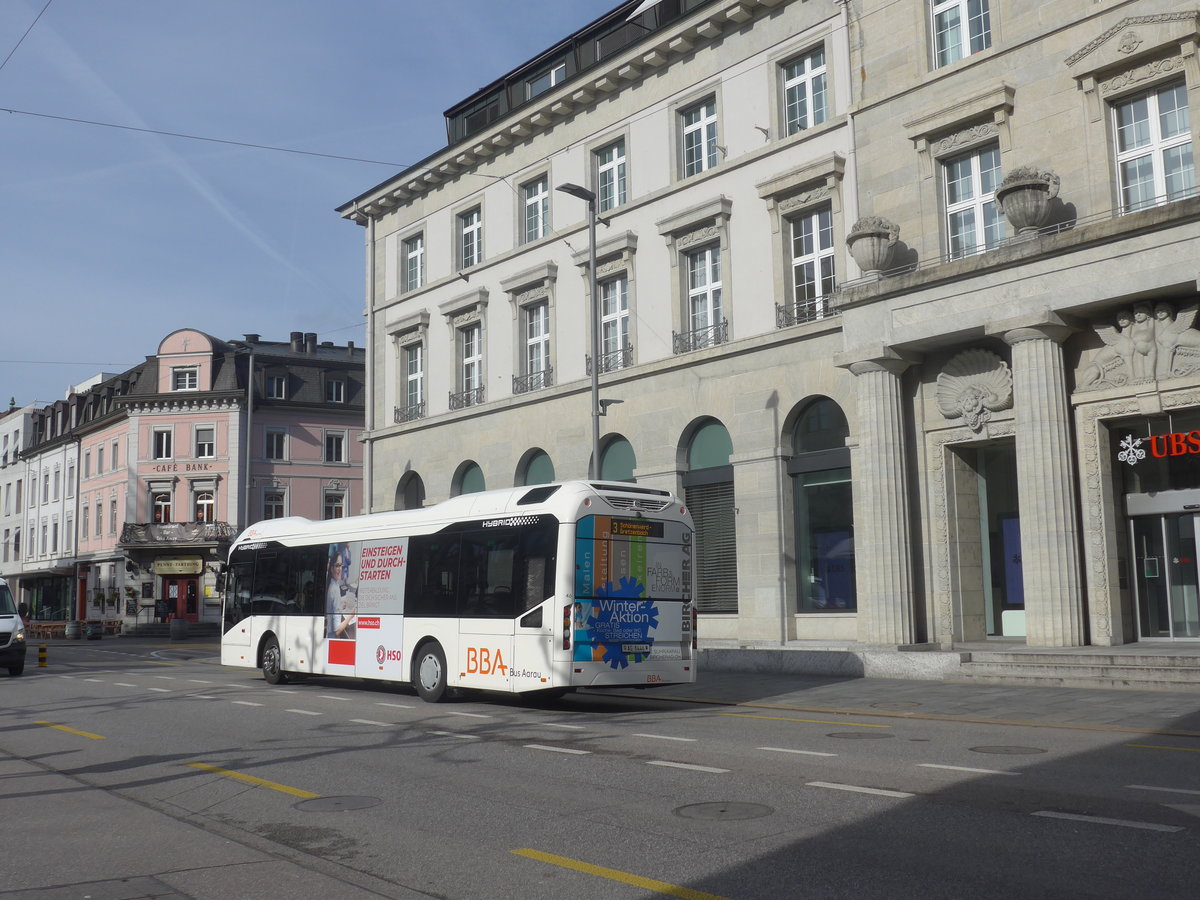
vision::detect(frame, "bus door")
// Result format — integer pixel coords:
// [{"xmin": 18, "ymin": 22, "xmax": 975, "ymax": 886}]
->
[
  {"xmin": 220, "ymin": 556, "xmax": 254, "ymax": 667},
  {"xmin": 455, "ymin": 530, "xmax": 517, "ymax": 691}
]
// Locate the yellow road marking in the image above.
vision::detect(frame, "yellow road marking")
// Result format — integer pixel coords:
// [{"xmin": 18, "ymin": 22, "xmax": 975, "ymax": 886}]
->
[
  {"xmin": 513, "ymin": 849, "xmax": 732, "ymax": 900},
  {"xmin": 1126, "ymin": 743, "xmax": 1200, "ymax": 754},
  {"xmin": 36, "ymin": 721, "xmax": 104, "ymax": 740},
  {"xmin": 185, "ymin": 762, "xmax": 320, "ymax": 798},
  {"xmin": 720, "ymin": 712, "xmax": 889, "ymax": 729},
  {"xmin": 145, "ymin": 661, "xmax": 180, "ymax": 666}
]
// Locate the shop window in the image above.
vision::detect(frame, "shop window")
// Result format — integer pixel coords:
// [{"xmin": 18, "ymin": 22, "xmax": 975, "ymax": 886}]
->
[{"xmin": 684, "ymin": 420, "xmax": 737, "ymax": 613}]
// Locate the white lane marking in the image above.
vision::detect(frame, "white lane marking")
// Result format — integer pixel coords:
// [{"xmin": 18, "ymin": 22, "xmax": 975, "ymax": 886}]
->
[
  {"xmin": 1032, "ymin": 810, "xmax": 1183, "ymax": 833},
  {"xmin": 232, "ymin": 701, "xmax": 262, "ymax": 707},
  {"xmin": 287, "ymin": 709, "xmax": 322, "ymax": 716},
  {"xmin": 429, "ymin": 731, "xmax": 479, "ymax": 740},
  {"xmin": 634, "ymin": 733, "xmax": 696, "ymax": 742},
  {"xmin": 525, "ymin": 744, "xmax": 590, "ymax": 755},
  {"xmin": 1127, "ymin": 784, "xmax": 1200, "ymax": 797},
  {"xmin": 187, "ymin": 679, "xmax": 212, "ymax": 684},
  {"xmin": 153, "ymin": 675, "xmax": 175, "ymax": 680},
  {"xmin": 543, "ymin": 722, "xmax": 586, "ymax": 730},
  {"xmin": 277, "ymin": 689, "xmax": 299, "ymax": 694},
  {"xmin": 377, "ymin": 702, "xmax": 414, "ymax": 709},
  {"xmin": 446, "ymin": 711, "xmax": 492, "ymax": 718},
  {"xmin": 648, "ymin": 761, "xmax": 729, "ymax": 774},
  {"xmin": 350, "ymin": 719, "xmax": 393, "ymax": 727},
  {"xmin": 113, "ymin": 682, "xmax": 137, "ymax": 687},
  {"xmin": 919, "ymin": 764, "xmax": 1019, "ymax": 776},
  {"xmin": 808, "ymin": 781, "xmax": 914, "ymax": 799},
  {"xmin": 191, "ymin": 695, "xmax": 217, "ymax": 700},
  {"xmin": 758, "ymin": 747, "xmax": 838, "ymax": 757},
  {"xmin": 148, "ymin": 687, "xmax": 171, "ymax": 693},
  {"xmin": 83, "ymin": 678, "xmax": 105, "ymax": 683},
  {"xmin": 319, "ymin": 695, "xmax": 348, "ymax": 701}
]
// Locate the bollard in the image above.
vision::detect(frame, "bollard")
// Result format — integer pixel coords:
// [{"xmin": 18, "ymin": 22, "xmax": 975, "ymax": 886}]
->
[{"xmin": 38, "ymin": 644, "xmax": 47, "ymax": 667}]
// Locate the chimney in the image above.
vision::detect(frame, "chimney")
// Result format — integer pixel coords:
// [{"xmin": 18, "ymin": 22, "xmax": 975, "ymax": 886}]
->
[
  {"xmin": 347, "ymin": 341, "xmax": 355, "ymax": 356},
  {"xmin": 290, "ymin": 331, "xmax": 303, "ymax": 352},
  {"xmin": 243, "ymin": 333, "xmax": 260, "ymax": 343},
  {"xmin": 304, "ymin": 332, "xmax": 317, "ymax": 354}
]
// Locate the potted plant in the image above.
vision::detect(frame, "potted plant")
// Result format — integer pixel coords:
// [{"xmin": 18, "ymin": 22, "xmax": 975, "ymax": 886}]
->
[{"xmin": 995, "ymin": 166, "xmax": 1060, "ymax": 236}]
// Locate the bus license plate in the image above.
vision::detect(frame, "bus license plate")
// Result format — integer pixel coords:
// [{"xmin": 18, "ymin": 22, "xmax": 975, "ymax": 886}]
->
[{"xmin": 622, "ymin": 643, "xmax": 651, "ymax": 654}]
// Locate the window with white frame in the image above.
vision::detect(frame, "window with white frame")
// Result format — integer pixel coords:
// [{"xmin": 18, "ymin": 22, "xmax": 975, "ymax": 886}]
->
[
  {"xmin": 403, "ymin": 232, "xmax": 425, "ymax": 292},
  {"xmin": 932, "ymin": 0, "xmax": 991, "ymax": 68},
  {"xmin": 263, "ymin": 490, "xmax": 285, "ymax": 520},
  {"xmin": 265, "ymin": 374, "xmax": 287, "ymax": 399},
  {"xmin": 172, "ymin": 367, "xmax": 199, "ymax": 391},
  {"xmin": 599, "ymin": 275, "xmax": 631, "ymax": 371},
  {"xmin": 84, "ymin": 451, "xmax": 90, "ymax": 478},
  {"xmin": 194, "ymin": 490, "xmax": 214, "ymax": 522},
  {"xmin": 42, "ymin": 471, "xmax": 48, "ymax": 503},
  {"xmin": 783, "ymin": 48, "xmax": 827, "ymax": 136},
  {"xmin": 152, "ymin": 429, "xmax": 173, "ymax": 460},
  {"xmin": 686, "ymin": 245, "xmax": 723, "ymax": 344},
  {"xmin": 325, "ymin": 379, "xmax": 345, "ymax": 403},
  {"xmin": 112, "ymin": 440, "xmax": 119, "ymax": 469},
  {"xmin": 195, "ymin": 426, "xmax": 214, "ymax": 458},
  {"xmin": 52, "ymin": 467, "xmax": 60, "ymax": 500},
  {"xmin": 523, "ymin": 176, "xmax": 549, "ymax": 243},
  {"xmin": 109, "ymin": 498, "xmax": 117, "ymax": 534},
  {"xmin": 97, "ymin": 446, "xmax": 104, "ymax": 473},
  {"xmin": 944, "ymin": 143, "xmax": 1004, "ymax": 257},
  {"xmin": 63, "ymin": 514, "xmax": 72, "ymax": 552},
  {"xmin": 66, "ymin": 463, "xmax": 74, "ymax": 497},
  {"xmin": 526, "ymin": 61, "xmax": 566, "ymax": 99},
  {"xmin": 789, "ymin": 206, "xmax": 836, "ymax": 320},
  {"xmin": 524, "ymin": 301, "xmax": 551, "ymax": 382},
  {"xmin": 81, "ymin": 506, "xmax": 89, "ymax": 539},
  {"xmin": 460, "ymin": 323, "xmax": 483, "ymax": 396},
  {"xmin": 51, "ymin": 515, "xmax": 58, "ymax": 553},
  {"xmin": 1114, "ymin": 80, "xmax": 1195, "ymax": 212},
  {"xmin": 681, "ymin": 97, "xmax": 719, "ymax": 177},
  {"xmin": 459, "ymin": 207, "xmax": 483, "ymax": 269},
  {"xmin": 324, "ymin": 431, "xmax": 346, "ymax": 464},
  {"xmin": 404, "ymin": 343, "xmax": 424, "ymax": 413},
  {"xmin": 323, "ymin": 491, "xmax": 345, "ymax": 520},
  {"xmin": 94, "ymin": 501, "xmax": 101, "ymax": 534},
  {"xmin": 596, "ymin": 139, "xmax": 627, "ymax": 212},
  {"xmin": 152, "ymin": 492, "xmax": 172, "ymax": 524},
  {"xmin": 265, "ymin": 428, "xmax": 287, "ymax": 461}
]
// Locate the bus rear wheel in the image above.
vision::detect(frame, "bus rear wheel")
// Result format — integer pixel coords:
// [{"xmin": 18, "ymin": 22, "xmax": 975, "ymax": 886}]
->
[
  {"xmin": 262, "ymin": 636, "xmax": 289, "ymax": 685},
  {"xmin": 413, "ymin": 641, "xmax": 447, "ymax": 702}
]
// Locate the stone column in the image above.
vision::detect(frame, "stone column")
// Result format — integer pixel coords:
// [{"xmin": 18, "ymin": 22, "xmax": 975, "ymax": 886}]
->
[
  {"xmin": 839, "ymin": 347, "xmax": 918, "ymax": 646},
  {"xmin": 999, "ymin": 317, "xmax": 1085, "ymax": 647}
]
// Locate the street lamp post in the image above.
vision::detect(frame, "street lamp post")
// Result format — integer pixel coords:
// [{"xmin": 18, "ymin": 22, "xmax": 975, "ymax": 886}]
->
[{"xmin": 556, "ymin": 182, "xmax": 601, "ymax": 479}]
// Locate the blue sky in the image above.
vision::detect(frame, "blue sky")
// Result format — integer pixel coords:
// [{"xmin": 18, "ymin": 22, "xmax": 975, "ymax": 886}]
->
[{"xmin": 0, "ymin": 0, "xmax": 616, "ymax": 408}]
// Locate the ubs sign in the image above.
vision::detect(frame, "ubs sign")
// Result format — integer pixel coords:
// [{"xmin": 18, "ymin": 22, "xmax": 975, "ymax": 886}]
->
[{"xmin": 1118, "ymin": 432, "xmax": 1200, "ymax": 467}]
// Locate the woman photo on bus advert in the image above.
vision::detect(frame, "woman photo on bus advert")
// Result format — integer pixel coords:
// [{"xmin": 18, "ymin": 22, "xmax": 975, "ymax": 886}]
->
[{"xmin": 326, "ymin": 543, "xmax": 357, "ymax": 639}]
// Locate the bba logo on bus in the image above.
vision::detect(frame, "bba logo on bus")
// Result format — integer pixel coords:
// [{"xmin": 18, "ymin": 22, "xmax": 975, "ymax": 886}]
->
[{"xmin": 376, "ymin": 645, "xmax": 402, "ymax": 664}]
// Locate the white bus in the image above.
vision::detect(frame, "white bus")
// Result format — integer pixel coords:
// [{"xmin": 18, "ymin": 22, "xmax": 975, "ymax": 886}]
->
[{"xmin": 220, "ymin": 481, "xmax": 695, "ymax": 701}]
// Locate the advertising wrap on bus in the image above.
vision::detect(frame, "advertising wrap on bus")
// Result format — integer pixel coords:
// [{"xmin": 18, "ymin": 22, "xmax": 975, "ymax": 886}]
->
[
  {"xmin": 573, "ymin": 515, "xmax": 692, "ymax": 670},
  {"xmin": 325, "ymin": 539, "xmax": 410, "ymax": 673}
]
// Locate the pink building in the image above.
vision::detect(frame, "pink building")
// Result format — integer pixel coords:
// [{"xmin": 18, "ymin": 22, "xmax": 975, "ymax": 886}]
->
[{"xmin": 18, "ymin": 329, "xmax": 364, "ymax": 629}]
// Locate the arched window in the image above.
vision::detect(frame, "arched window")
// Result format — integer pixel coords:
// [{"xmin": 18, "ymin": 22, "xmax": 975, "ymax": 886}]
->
[
  {"xmin": 683, "ymin": 420, "xmax": 737, "ymax": 613},
  {"xmin": 396, "ymin": 473, "xmax": 425, "ymax": 510},
  {"xmin": 600, "ymin": 436, "xmax": 636, "ymax": 482},
  {"xmin": 152, "ymin": 492, "xmax": 172, "ymax": 524},
  {"xmin": 521, "ymin": 450, "xmax": 555, "ymax": 486},
  {"xmin": 455, "ymin": 462, "xmax": 485, "ymax": 496},
  {"xmin": 790, "ymin": 398, "xmax": 855, "ymax": 612},
  {"xmin": 194, "ymin": 491, "xmax": 215, "ymax": 523}
]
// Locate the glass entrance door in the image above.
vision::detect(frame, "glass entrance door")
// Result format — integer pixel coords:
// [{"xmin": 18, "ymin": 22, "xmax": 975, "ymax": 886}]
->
[{"xmin": 1130, "ymin": 514, "xmax": 1200, "ymax": 639}]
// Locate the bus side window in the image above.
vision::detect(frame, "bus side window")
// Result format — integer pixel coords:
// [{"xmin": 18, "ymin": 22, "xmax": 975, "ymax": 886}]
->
[
  {"xmin": 290, "ymin": 544, "xmax": 326, "ymax": 616},
  {"xmin": 405, "ymin": 535, "xmax": 459, "ymax": 616},
  {"xmin": 223, "ymin": 559, "xmax": 254, "ymax": 631},
  {"xmin": 517, "ymin": 521, "xmax": 557, "ymax": 612}
]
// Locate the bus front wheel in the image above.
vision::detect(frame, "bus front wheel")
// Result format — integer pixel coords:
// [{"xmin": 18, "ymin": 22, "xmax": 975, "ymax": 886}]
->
[
  {"xmin": 413, "ymin": 641, "xmax": 447, "ymax": 702},
  {"xmin": 262, "ymin": 636, "xmax": 289, "ymax": 685}
]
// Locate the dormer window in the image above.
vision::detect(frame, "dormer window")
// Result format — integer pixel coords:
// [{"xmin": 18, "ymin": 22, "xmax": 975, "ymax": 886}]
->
[
  {"xmin": 172, "ymin": 367, "xmax": 199, "ymax": 391},
  {"xmin": 526, "ymin": 62, "xmax": 566, "ymax": 100}
]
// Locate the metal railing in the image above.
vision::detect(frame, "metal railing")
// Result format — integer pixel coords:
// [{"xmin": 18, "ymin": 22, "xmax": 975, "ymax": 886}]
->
[
  {"xmin": 672, "ymin": 319, "xmax": 729, "ymax": 354},
  {"xmin": 776, "ymin": 298, "xmax": 834, "ymax": 329},
  {"xmin": 394, "ymin": 401, "xmax": 425, "ymax": 424},
  {"xmin": 448, "ymin": 386, "xmax": 485, "ymax": 410},
  {"xmin": 586, "ymin": 346, "xmax": 634, "ymax": 375},
  {"xmin": 513, "ymin": 366, "xmax": 553, "ymax": 394}
]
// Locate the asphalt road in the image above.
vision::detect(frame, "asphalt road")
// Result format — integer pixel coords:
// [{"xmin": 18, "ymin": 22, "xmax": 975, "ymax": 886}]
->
[{"xmin": 3, "ymin": 639, "xmax": 1199, "ymax": 899}]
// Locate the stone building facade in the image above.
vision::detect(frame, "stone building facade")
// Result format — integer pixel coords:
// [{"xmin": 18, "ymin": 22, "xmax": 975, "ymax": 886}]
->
[{"xmin": 341, "ymin": 0, "xmax": 1200, "ymax": 651}]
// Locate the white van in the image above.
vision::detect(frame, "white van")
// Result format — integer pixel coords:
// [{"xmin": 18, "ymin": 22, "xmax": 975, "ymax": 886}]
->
[{"xmin": 0, "ymin": 578, "xmax": 27, "ymax": 676}]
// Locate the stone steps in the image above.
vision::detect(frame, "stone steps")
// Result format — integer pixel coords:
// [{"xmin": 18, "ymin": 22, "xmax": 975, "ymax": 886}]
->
[{"xmin": 952, "ymin": 652, "xmax": 1200, "ymax": 692}]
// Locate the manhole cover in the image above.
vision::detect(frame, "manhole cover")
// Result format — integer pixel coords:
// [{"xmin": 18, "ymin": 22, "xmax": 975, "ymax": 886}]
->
[
  {"xmin": 870, "ymin": 701, "xmax": 921, "ymax": 710},
  {"xmin": 969, "ymin": 746, "xmax": 1047, "ymax": 755},
  {"xmin": 826, "ymin": 732, "xmax": 893, "ymax": 740},
  {"xmin": 675, "ymin": 802, "xmax": 774, "ymax": 821},
  {"xmin": 294, "ymin": 796, "xmax": 382, "ymax": 812}
]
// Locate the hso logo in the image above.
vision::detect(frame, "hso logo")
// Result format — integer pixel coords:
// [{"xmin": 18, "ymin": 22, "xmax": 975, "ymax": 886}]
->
[{"xmin": 376, "ymin": 645, "xmax": 402, "ymax": 664}]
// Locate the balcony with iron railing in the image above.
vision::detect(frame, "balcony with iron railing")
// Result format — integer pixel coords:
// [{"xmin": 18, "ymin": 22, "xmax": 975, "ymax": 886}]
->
[
  {"xmin": 448, "ymin": 386, "xmax": 486, "ymax": 410},
  {"xmin": 586, "ymin": 346, "xmax": 634, "ymax": 375},
  {"xmin": 513, "ymin": 365, "xmax": 553, "ymax": 395},
  {"xmin": 672, "ymin": 319, "xmax": 729, "ymax": 355},
  {"xmin": 394, "ymin": 401, "xmax": 426, "ymax": 424},
  {"xmin": 776, "ymin": 296, "xmax": 835, "ymax": 329}
]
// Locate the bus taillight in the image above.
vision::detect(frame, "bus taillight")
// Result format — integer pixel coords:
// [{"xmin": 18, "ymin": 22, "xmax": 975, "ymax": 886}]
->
[{"xmin": 562, "ymin": 604, "xmax": 572, "ymax": 650}]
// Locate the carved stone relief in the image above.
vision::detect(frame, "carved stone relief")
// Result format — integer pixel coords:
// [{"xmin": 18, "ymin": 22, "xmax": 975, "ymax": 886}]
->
[
  {"xmin": 1079, "ymin": 301, "xmax": 1200, "ymax": 389},
  {"xmin": 935, "ymin": 349, "xmax": 1013, "ymax": 432},
  {"xmin": 933, "ymin": 122, "xmax": 999, "ymax": 156}
]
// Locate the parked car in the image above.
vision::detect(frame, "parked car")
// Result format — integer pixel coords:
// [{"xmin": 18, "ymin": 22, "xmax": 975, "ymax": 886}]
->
[{"xmin": 0, "ymin": 578, "xmax": 27, "ymax": 676}]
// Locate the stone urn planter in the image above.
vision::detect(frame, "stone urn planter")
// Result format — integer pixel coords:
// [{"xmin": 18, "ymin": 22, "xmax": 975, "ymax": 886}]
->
[
  {"xmin": 995, "ymin": 167, "xmax": 1060, "ymax": 236},
  {"xmin": 847, "ymin": 217, "xmax": 900, "ymax": 276}
]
